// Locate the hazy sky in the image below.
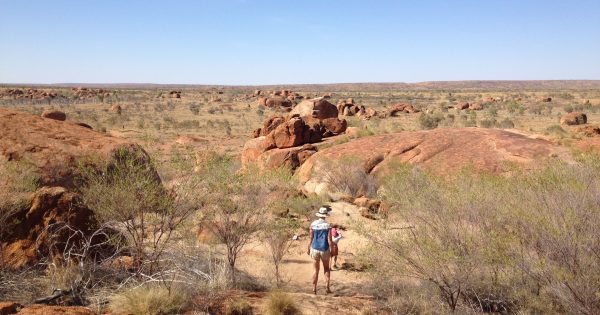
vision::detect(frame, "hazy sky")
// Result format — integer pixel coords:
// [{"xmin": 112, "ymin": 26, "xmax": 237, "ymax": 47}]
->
[{"xmin": 1, "ymin": 0, "xmax": 599, "ymax": 84}]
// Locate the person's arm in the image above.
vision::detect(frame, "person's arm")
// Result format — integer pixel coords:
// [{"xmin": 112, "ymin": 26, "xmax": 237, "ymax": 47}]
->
[
  {"xmin": 328, "ymin": 228, "xmax": 333, "ymax": 249},
  {"xmin": 307, "ymin": 228, "xmax": 314, "ymax": 255}
]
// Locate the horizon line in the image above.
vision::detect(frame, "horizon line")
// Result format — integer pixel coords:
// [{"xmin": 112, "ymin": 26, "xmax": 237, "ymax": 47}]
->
[{"xmin": 1, "ymin": 79, "xmax": 600, "ymax": 88}]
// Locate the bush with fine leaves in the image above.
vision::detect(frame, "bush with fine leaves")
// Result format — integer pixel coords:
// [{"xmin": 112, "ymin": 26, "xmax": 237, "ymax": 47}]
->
[{"xmin": 364, "ymin": 155, "xmax": 600, "ymax": 314}]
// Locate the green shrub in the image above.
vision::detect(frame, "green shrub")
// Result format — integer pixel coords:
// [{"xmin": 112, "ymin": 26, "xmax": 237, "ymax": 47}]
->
[
  {"xmin": 506, "ymin": 101, "xmax": 520, "ymax": 114},
  {"xmin": 545, "ymin": 124, "xmax": 567, "ymax": 136},
  {"xmin": 418, "ymin": 113, "xmax": 444, "ymax": 130},
  {"xmin": 366, "ymin": 157, "xmax": 600, "ymax": 313},
  {"xmin": 529, "ymin": 105, "xmax": 543, "ymax": 115},
  {"xmin": 189, "ymin": 103, "xmax": 200, "ymax": 115},
  {"xmin": 497, "ymin": 118, "xmax": 515, "ymax": 129},
  {"xmin": 479, "ymin": 118, "xmax": 496, "ymax": 128},
  {"xmin": 564, "ymin": 105, "xmax": 574, "ymax": 113},
  {"xmin": 78, "ymin": 149, "xmax": 197, "ymax": 270}
]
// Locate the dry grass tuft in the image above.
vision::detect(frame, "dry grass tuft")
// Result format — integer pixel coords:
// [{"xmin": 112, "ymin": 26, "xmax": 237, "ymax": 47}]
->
[
  {"xmin": 109, "ymin": 285, "xmax": 190, "ymax": 315},
  {"xmin": 264, "ymin": 291, "xmax": 300, "ymax": 315},
  {"xmin": 224, "ymin": 297, "xmax": 253, "ymax": 315}
]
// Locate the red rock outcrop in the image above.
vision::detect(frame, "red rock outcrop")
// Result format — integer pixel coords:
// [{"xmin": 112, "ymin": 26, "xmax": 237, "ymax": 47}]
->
[
  {"xmin": 259, "ymin": 115, "xmax": 286, "ymax": 137},
  {"xmin": 296, "ymin": 128, "xmax": 571, "ymax": 195},
  {"xmin": 0, "ymin": 108, "xmax": 155, "ymax": 268},
  {"xmin": 469, "ymin": 103, "xmax": 483, "ymax": 110},
  {"xmin": 243, "ymin": 103, "xmax": 348, "ymax": 170},
  {"xmin": 0, "ymin": 89, "xmax": 62, "ymax": 100},
  {"xmin": 41, "ymin": 110, "xmax": 66, "ymax": 121},
  {"xmin": 265, "ymin": 96, "xmax": 293, "ymax": 108},
  {"xmin": 109, "ymin": 104, "xmax": 122, "ymax": 114},
  {"xmin": 0, "ymin": 301, "xmax": 21, "ymax": 314},
  {"xmin": 290, "ymin": 98, "xmax": 338, "ymax": 120},
  {"xmin": 560, "ymin": 112, "xmax": 587, "ymax": 125},
  {"xmin": 453, "ymin": 102, "xmax": 470, "ymax": 110},
  {"xmin": 72, "ymin": 87, "xmax": 111, "ymax": 100},
  {"xmin": 2, "ymin": 187, "xmax": 94, "ymax": 269},
  {"xmin": 15, "ymin": 304, "xmax": 95, "ymax": 315},
  {"xmin": 264, "ymin": 116, "xmax": 322, "ymax": 149},
  {"xmin": 257, "ymin": 96, "xmax": 267, "ymax": 106},
  {"xmin": 577, "ymin": 125, "xmax": 600, "ymax": 137},
  {"xmin": 386, "ymin": 103, "xmax": 420, "ymax": 116}
]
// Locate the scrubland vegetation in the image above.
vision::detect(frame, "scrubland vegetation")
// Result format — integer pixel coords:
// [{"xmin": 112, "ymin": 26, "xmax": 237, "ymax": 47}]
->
[
  {"xmin": 5, "ymin": 146, "xmax": 600, "ymax": 314},
  {"xmin": 2, "ymin": 84, "xmax": 600, "ymax": 314},
  {"xmin": 364, "ymin": 156, "xmax": 600, "ymax": 314},
  {"xmin": 0, "ymin": 149, "xmax": 303, "ymax": 313}
]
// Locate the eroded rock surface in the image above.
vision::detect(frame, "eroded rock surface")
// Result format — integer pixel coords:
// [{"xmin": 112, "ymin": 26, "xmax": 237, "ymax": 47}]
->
[{"xmin": 296, "ymin": 128, "xmax": 570, "ymax": 194}]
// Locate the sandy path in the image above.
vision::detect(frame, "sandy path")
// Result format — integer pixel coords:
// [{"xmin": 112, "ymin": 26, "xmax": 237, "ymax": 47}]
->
[{"xmin": 237, "ymin": 202, "xmax": 374, "ymax": 297}]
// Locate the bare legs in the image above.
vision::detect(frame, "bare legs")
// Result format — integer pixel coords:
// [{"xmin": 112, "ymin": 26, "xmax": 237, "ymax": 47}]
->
[
  {"xmin": 312, "ymin": 258, "xmax": 319, "ymax": 294},
  {"xmin": 313, "ymin": 254, "xmax": 331, "ymax": 294}
]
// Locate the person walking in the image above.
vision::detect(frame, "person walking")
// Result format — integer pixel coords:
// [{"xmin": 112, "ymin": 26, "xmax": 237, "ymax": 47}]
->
[
  {"xmin": 330, "ymin": 225, "xmax": 342, "ymax": 269},
  {"xmin": 307, "ymin": 205, "xmax": 333, "ymax": 294}
]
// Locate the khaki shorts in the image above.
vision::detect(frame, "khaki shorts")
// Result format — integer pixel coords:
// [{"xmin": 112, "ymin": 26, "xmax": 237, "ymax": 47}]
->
[{"xmin": 309, "ymin": 248, "xmax": 330, "ymax": 261}]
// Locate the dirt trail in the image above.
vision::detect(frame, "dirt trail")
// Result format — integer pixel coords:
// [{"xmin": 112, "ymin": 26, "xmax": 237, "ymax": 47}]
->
[{"xmin": 236, "ymin": 202, "xmax": 378, "ymax": 313}]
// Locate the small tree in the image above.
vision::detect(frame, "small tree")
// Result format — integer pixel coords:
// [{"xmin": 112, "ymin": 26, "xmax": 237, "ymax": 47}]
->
[
  {"xmin": 78, "ymin": 148, "xmax": 198, "ymax": 273},
  {"xmin": 196, "ymin": 153, "xmax": 295, "ymax": 284},
  {"xmin": 263, "ymin": 218, "xmax": 297, "ymax": 287}
]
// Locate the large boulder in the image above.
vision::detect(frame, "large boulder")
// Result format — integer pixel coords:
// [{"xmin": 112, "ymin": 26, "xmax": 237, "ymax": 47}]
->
[
  {"xmin": 1, "ymin": 187, "xmax": 94, "ymax": 269},
  {"xmin": 41, "ymin": 110, "xmax": 66, "ymax": 121},
  {"xmin": 577, "ymin": 125, "xmax": 600, "ymax": 137},
  {"xmin": 257, "ymin": 96, "xmax": 267, "ymax": 106},
  {"xmin": 560, "ymin": 112, "xmax": 587, "ymax": 125},
  {"xmin": 15, "ymin": 305, "xmax": 95, "ymax": 315},
  {"xmin": 0, "ymin": 108, "xmax": 155, "ymax": 268},
  {"xmin": 357, "ymin": 107, "xmax": 378, "ymax": 120},
  {"xmin": 110, "ymin": 104, "xmax": 122, "ymax": 114},
  {"xmin": 260, "ymin": 115, "xmax": 286, "ymax": 136},
  {"xmin": 264, "ymin": 116, "xmax": 322, "ymax": 149},
  {"xmin": 243, "ymin": 141, "xmax": 318, "ymax": 171},
  {"xmin": 296, "ymin": 128, "xmax": 571, "ymax": 195},
  {"xmin": 469, "ymin": 103, "xmax": 483, "ymax": 110},
  {"xmin": 387, "ymin": 103, "xmax": 420, "ymax": 116},
  {"xmin": 265, "ymin": 96, "xmax": 293, "ymax": 108},
  {"xmin": 321, "ymin": 118, "xmax": 348, "ymax": 135},
  {"xmin": 0, "ymin": 301, "xmax": 21, "ymax": 314},
  {"xmin": 1, "ymin": 108, "xmax": 147, "ymax": 187},
  {"xmin": 289, "ymin": 98, "xmax": 338, "ymax": 120},
  {"xmin": 241, "ymin": 136, "xmax": 271, "ymax": 166}
]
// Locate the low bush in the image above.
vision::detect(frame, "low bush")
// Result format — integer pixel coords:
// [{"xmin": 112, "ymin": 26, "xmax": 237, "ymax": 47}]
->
[
  {"xmin": 321, "ymin": 157, "xmax": 378, "ymax": 198},
  {"xmin": 225, "ymin": 298, "xmax": 253, "ymax": 315},
  {"xmin": 189, "ymin": 103, "xmax": 200, "ymax": 115},
  {"xmin": 418, "ymin": 113, "xmax": 444, "ymax": 130},
  {"xmin": 545, "ymin": 124, "xmax": 567, "ymax": 136},
  {"xmin": 564, "ymin": 104, "xmax": 574, "ymax": 113},
  {"xmin": 365, "ymin": 156, "xmax": 600, "ymax": 314},
  {"xmin": 478, "ymin": 118, "xmax": 496, "ymax": 128},
  {"xmin": 497, "ymin": 118, "xmax": 515, "ymax": 128},
  {"xmin": 109, "ymin": 285, "xmax": 191, "ymax": 315},
  {"xmin": 264, "ymin": 291, "xmax": 300, "ymax": 315}
]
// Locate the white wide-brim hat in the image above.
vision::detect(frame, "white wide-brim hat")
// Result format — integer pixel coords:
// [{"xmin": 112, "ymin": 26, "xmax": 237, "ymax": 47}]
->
[{"xmin": 316, "ymin": 206, "xmax": 330, "ymax": 218}]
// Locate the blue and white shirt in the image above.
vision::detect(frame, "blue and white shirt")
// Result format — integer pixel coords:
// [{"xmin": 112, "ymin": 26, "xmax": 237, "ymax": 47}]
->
[{"xmin": 310, "ymin": 219, "xmax": 331, "ymax": 251}]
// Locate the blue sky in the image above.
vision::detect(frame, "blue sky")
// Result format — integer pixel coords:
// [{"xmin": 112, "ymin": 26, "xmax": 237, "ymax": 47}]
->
[{"xmin": 1, "ymin": 0, "xmax": 599, "ymax": 84}]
